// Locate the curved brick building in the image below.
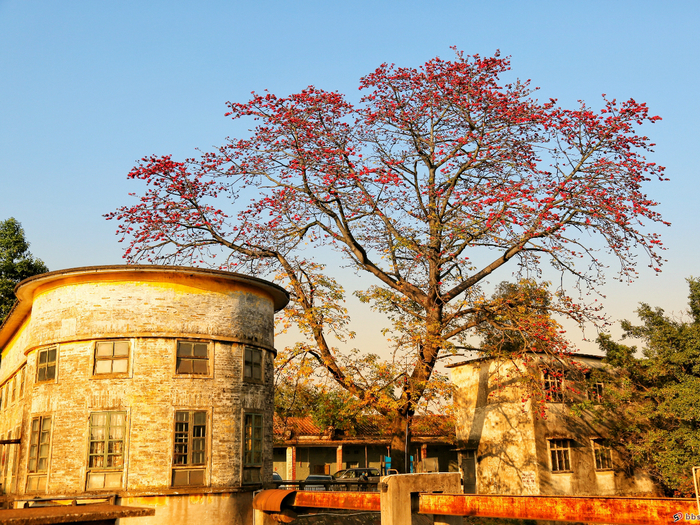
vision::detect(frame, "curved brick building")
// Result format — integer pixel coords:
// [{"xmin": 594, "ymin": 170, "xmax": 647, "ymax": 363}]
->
[{"xmin": 0, "ymin": 265, "xmax": 288, "ymax": 524}]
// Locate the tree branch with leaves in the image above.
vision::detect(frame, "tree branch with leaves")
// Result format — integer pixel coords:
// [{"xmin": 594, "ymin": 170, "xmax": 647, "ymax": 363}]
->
[{"xmin": 107, "ymin": 49, "xmax": 667, "ymax": 469}]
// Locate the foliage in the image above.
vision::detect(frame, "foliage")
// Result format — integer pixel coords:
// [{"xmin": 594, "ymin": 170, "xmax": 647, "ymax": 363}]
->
[
  {"xmin": 0, "ymin": 218, "xmax": 49, "ymax": 324},
  {"xmin": 108, "ymin": 50, "xmax": 666, "ymax": 466},
  {"xmin": 595, "ymin": 278, "xmax": 700, "ymax": 496}
]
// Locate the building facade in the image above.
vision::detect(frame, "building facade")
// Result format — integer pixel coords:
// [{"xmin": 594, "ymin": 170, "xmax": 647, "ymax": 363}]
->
[
  {"xmin": 0, "ymin": 265, "xmax": 288, "ymax": 524},
  {"xmin": 449, "ymin": 354, "xmax": 659, "ymax": 496},
  {"xmin": 273, "ymin": 415, "xmax": 459, "ymax": 480}
]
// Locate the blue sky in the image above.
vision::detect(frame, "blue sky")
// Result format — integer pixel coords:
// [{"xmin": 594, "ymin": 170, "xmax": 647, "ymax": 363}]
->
[{"xmin": 1, "ymin": 1, "xmax": 698, "ymax": 353}]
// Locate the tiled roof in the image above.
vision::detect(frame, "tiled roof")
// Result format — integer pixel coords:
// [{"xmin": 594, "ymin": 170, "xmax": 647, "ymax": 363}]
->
[{"xmin": 273, "ymin": 414, "xmax": 455, "ymax": 439}]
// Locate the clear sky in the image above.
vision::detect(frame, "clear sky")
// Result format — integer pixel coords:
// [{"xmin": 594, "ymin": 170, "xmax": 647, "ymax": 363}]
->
[{"xmin": 1, "ymin": 0, "xmax": 698, "ymax": 355}]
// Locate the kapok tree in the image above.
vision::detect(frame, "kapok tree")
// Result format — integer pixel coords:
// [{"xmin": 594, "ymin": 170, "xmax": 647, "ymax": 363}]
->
[{"xmin": 108, "ymin": 50, "xmax": 667, "ymax": 470}]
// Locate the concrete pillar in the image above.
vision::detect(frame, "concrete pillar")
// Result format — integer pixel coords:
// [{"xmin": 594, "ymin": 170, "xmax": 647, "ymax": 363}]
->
[
  {"xmin": 379, "ymin": 472, "xmax": 461, "ymax": 525},
  {"xmin": 336, "ymin": 445, "xmax": 343, "ymax": 472},
  {"xmin": 286, "ymin": 446, "xmax": 296, "ymax": 480}
]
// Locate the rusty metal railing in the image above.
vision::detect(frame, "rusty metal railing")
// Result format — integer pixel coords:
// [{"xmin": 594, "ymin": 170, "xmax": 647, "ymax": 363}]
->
[{"xmin": 254, "ymin": 489, "xmax": 700, "ymax": 524}]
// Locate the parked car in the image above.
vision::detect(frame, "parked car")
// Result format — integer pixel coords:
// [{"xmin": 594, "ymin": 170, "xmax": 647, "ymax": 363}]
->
[
  {"xmin": 331, "ymin": 468, "xmax": 381, "ymax": 491},
  {"xmin": 304, "ymin": 474, "xmax": 333, "ymax": 491},
  {"xmin": 332, "ymin": 468, "xmax": 381, "ymax": 480},
  {"xmin": 272, "ymin": 471, "xmax": 293, "ymax": 489}
]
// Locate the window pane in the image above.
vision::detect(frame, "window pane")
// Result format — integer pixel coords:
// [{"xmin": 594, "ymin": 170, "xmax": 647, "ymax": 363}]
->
[
  {"xmin": 87, "ymin": 473, "xmax": 105, "ymax": 489},
  {"xmin": 105, "ymin": 472, "xmax": 122, "ymax": 488},
  {"xmin": 192, "ymin": 360, "xmax": 208, "ymax": 374},
  {"xmin": 112, "ymin": 359, "xmax": 128, "ymax": 373},
  {"xmin": 172, "ymin": 470, "xmax": 189, "ymax": 486},
  {"xmin": 177, "ymin": 342, "xmax": 192, "ymax": 357},
  {"xmin": 193, "ymin": 412, "xmax": 206, "ymax": 425},
  {"xmin": 27, "ymin": 476, "xmax": 38, "ymax": 491},
  {"xmin": 108, "ymin": 454, "xmax": 123, "ymax": 468},
  {"xmin": 189, "ymin": 470, "xmax": 205, "ymax": 485},
  {"xmin": 113, "ymin": 342, "xmax": 129, "ymax": 356},
  {"xmin": 90, "ymin": 442, "xmax": 105, "ymax": 455},
  {"xmin": 111, "ymin": 412, "xmax": 125, "ymax": 427},
  {"xmin": 37, "ymin": 368, "xmax": 46, "ymax": 382},
  {"xmin": 39, "ymin": 351, "xmax": 47, "ymax": 365},
  {"xmin": 193, "ymin": 344, "xmax": 208, "ymax": 357},
  {"xmin": 252, "ymin": 351, "xmax": 261, "ymax": 364},
  {"xmin": 253, "ymin": 366, "xmax": 261, "ymax": 380},
  {"xmin": 177, "ymin": 359, "xmax": 193, "ymax": 374},
  {"xmin": 96, "ymin": 342, "xmax": 114, "ymax": 357},
  {"xmin": 47, "ymin": 349, "xmax": 56, "ymax": 362},
  {"xmin": 105, "ymin": 470, "xmax": 119, "ymax": 487},
  {"xmin": 95, "ymin": 360, "xmax": 112, "ymax": 374},
  {"xmin": 46, "ymin": 365, "xmax": 56, "ymax": 380}
]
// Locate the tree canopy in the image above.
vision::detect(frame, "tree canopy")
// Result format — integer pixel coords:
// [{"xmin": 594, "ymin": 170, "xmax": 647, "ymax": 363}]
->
[
  {"xmin": 595, "ymin": 278, "xmax": 700, "ymax": 496},
  {"xmin": 0, "ymin": 218, "xmax": 49, "ymax": 324},
  {"xmin": 108, "ymin": 50, "xmax": 666, "ymax": 468}
]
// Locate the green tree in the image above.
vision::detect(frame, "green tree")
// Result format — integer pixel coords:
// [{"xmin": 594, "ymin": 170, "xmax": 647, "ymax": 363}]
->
[
  {"xmin": 0, "ymin": 218, "xmax": 49, "ymax": 324},
  {"xmin": 596, "ymin": 278, "xmax": 700, "ymax": 496}
]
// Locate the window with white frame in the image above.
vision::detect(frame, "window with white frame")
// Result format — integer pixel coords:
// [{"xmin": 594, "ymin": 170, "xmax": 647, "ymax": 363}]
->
[
  {"xmin": 36, "ymin": 347, "xmax": 57, "ymax": 383},
  {"xmin": 549, "ymin": 439, "xmax": 572, "ymax": 472},
  {"xmin": 94, "ymin": 341, "xmax": 129, "ymax": 375}
]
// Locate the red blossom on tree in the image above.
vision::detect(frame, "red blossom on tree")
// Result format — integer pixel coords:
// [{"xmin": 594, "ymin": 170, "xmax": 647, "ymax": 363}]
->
[{"xmin": 107, "ymin": 50, "xmax": 667, "ymax": 469}]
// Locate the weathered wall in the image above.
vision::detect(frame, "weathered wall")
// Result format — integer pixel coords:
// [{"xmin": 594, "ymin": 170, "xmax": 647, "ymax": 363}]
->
[
  {"xmin": 0, "ymin": 266, "xmax": 288, "ymax": 524},
  {"xmin": 451, "ymin": 359, "xmax": 539, "ymax": 495},
  {"xmin": 25, "ymin": 271, "xmax": 277, "ymax": 351},
  {"xmin": 450, "ymin": 355, "xmax": 658, "ymax": 497},
  {"xmin": 118, "ymin": 492, "xmax": 253, "ymax": 525}
]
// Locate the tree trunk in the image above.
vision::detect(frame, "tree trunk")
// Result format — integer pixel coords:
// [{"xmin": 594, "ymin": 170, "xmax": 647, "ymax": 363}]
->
[{"xmin": 389, "ymin": 414, "xmax": 411, "ymax": 473}]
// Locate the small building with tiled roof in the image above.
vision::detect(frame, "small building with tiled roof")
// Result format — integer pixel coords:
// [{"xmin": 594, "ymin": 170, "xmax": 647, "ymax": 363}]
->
[{"xmin": 272, "ymin": 414, "xmax": 458, "ymax": 480}]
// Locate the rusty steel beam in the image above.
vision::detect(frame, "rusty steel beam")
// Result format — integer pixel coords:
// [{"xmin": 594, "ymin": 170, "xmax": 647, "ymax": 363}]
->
[
  {"xmin": 290, "ymin": 491, "xmax": 381, "ymax": 512},
  {"xmin": 418, "ymin": 493, "xmax": 699, "ymax": 524}
]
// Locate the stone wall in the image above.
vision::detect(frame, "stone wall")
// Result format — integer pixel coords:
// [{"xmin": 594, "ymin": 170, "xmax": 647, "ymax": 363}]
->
[
  {"xmin": 0, "ymin": 266, "xmax": 287, "ymax": 524},
  {"xmin": 450, "ymin": 355, "xmax": 658, "ymax": 497}
]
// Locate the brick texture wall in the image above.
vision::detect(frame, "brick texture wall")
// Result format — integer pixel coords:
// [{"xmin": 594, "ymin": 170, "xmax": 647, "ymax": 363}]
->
[{"xmin": 0, "ymin": 267, "xmax": 286, "ymax": 501}]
